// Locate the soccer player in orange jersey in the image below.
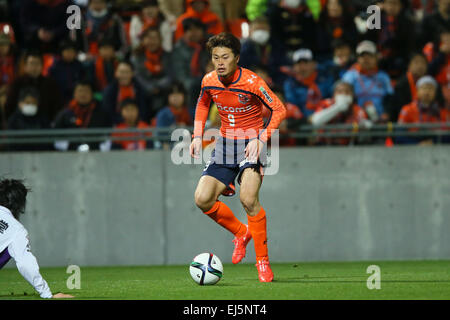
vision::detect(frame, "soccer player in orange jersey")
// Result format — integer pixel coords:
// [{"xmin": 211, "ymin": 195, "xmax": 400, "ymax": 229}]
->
[{"xmin": 189, "ymin": 33, "xmax": 286, "ymax": 282}]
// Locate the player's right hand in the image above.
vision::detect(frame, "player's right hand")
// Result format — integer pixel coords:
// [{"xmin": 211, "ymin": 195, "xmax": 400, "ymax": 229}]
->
[
  {"xmin": 190, "ymin": 137, "xmax": 202, "ymax": 159},
  {"xmin": 52, "ymin": 292, "xmax": 75, "ymax": 299}
]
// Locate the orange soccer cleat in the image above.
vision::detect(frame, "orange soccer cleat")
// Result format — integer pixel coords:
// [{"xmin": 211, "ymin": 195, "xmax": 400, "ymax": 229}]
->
[
  {"xmin": 231, "ymin": 224, "xmax": 252, "ymax": 264},
  {"xmin": 255, "ymin": 259, "xmax": 274, "ymax": 282},
  {"xmin": 221, "ymin": 182, "xmax": 236, "ymax": 197}
]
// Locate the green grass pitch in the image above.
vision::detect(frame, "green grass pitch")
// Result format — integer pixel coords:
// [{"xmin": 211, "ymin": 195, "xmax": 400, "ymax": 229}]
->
[{"xmin": 1, "ymin": 260, "xmax": 449, "ymax": 300}]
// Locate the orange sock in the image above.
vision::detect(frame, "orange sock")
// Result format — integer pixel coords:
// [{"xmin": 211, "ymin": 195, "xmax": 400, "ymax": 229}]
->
[
  {"xmin": 204, "ymin": 201, "xmax": 246, "ymax": 237},
  {"xmin": 247, "ymin": 207, "xmax": 268, "ymax": 261}
]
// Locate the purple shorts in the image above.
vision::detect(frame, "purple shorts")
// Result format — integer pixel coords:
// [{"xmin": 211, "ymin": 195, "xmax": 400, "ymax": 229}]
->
[{"xmin": 0, "ymin": 248, "xmax": 11, "ymax": 269}]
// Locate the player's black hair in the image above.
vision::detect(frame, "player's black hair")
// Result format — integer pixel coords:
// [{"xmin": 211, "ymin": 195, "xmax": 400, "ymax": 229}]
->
[
  {"xmin": 206, "ymin": 32, "xmax": 241, "ymax": 57},
  {"xmin": 0, "ymin": 179, "xmax": 30, "ymax": 220}
]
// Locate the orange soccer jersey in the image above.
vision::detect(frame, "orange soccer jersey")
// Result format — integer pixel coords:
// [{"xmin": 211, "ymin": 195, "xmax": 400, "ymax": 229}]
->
[
  {"xmin": 398, "ymin": 101, "xmax": 442, "ymax": 124},
  {"xmin": 193, "ymin": 67, "xmax": 286, "ymax": 142}
]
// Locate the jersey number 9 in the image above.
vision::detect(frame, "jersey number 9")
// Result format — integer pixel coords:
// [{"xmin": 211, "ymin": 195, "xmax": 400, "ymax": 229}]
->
[{"xmin": 228, "ymin": 114, "xmax": 235, "ymax": 127}]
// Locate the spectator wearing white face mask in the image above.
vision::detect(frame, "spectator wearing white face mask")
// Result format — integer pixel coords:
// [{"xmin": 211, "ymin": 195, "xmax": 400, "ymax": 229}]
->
[
  {"xmin": 321, "ymin": 39, "xmax": 355, "ymax": 82},
  {"xmin": 310, "ymin": 80, "xmax": 369, "ymax": 145},
  {"xmin": 7, "ymin": 87, "xmax": 52, "ymax": 151},
  {"xmin": 5, "ymin": 51, "xmax": 63, "ymax": 121},
  {"xmin": 239, "ymin": 16, "xmax": 290, "ymax": 87}
]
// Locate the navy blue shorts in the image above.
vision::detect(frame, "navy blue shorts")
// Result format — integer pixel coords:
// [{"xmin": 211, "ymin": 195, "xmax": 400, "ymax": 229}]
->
[{"xmin": 201, "ymin": 137, "xmax": 266, "ymax": 196}]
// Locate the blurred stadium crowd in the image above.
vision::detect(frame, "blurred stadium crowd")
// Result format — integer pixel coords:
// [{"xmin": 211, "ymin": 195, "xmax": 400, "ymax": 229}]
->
[{"xmin": 0, "ymin": 0, "xmax": 449, "ymax": 151}]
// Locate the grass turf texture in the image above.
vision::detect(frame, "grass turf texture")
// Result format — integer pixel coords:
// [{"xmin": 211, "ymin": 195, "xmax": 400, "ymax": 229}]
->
[{"xmin": 1, "ymin": 260, "xmax": 449, "ymax": 300}]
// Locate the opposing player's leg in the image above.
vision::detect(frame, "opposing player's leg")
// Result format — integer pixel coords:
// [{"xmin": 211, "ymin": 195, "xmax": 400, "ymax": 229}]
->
[
  {"xmin": 194, "ymin": 174, "xmax": 247, "ymax": 239},
  {"xmin": 239, "ymin": 167, "xmax": 273, "ymax": 282}
]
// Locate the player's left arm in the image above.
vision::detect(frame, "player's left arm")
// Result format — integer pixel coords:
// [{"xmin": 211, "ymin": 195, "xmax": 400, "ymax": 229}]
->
[
  {"xmin": 253, "ymin": 77, "xmax": 287, "ymax": 143},
  {"xmin": 7, "ymin": 228, "xmax": 53, "ymax": 299},
  {"xmin": 245, "ymin": 76, "xmax": 286, "ymax": 162}
]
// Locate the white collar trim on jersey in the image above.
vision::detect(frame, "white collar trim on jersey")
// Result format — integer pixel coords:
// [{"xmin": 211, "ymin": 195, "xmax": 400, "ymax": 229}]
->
[{"xmin": 0, "ymin": 205, "xmax": 13, "ymax": 217}]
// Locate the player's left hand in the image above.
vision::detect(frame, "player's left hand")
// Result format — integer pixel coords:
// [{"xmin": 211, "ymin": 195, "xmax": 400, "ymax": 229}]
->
[
  {"xmin": 245, "ymin": 139, "xmax": 264, "ymax": 163},
  {"xmin": 52, "ymin": 292, "xmax": 75, "ymax": 299}
]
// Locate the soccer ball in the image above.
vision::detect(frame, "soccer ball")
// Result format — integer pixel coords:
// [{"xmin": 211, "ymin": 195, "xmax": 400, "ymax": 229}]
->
[{"xmin": 189, "ymin": 253, "xmax": 223, "ymax": 285}]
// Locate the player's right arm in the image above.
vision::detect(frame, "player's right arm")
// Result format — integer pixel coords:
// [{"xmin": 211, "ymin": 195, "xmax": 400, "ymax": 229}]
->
[
  {"xmin": 7, "ymin": 228, "xmax": 73, "ymax": 299},
  {"xmin": 190, "ymin": 78, "xmax": 213, "ymax": 158}
]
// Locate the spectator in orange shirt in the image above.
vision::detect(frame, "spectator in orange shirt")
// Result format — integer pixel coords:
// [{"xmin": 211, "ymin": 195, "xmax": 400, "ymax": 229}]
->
[
  {"xmin": 85, "ymin": 38, "xmax": 119, "ymax": 92},
  {"xmin": 112, "ymin": 98, "xmax": 152, "ymax": 151},
  {"xmin": 397, "ymin": 76, "xmax": 443, "ymax": 145},
  {"xmin": 171, "ymin": 18, "xmax": 209, "ymax": 114},
  {"xmin": 102, "ymin": 61, "xmax": 150, "ymax": 124},
  {"xmin": 53, "ymin": 81, "xmax": 112, "ymax": 151},
  {"xmin": 84, "ymin": 0, "xmax": 128, "ymax": 59},
  {"xmin": 131, "ymin": 26, "xmax": 173, "ymax": 114},
  {"xmin": 389, "ymin": 53, "xmax": 429, "ymax": 122},
  {"xmin": 174, "ymin": 0, "xmax": 223, "ymax": 42},
  {"xmin": 129, "ymin": 0, "xmax": 173, "ymax": 52},
  {"xmin": 310, "ymin": 80, "xmax": 369, "ymax": 145}
]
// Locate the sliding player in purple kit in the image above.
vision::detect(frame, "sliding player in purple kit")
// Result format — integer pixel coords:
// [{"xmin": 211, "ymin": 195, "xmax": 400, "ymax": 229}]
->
[{"xmin": 0, "ymin": 178, "xmax": 74, "ymax": 298}]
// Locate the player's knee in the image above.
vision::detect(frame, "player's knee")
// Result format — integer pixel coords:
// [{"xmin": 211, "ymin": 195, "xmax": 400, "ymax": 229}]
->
[
  {"xmin": 194, "ymin": 191, "xmax": 215, "ymax": 212},
  {"xmin": 240, "ymin": 194, "xmax": 258, "ymax": 213}
]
